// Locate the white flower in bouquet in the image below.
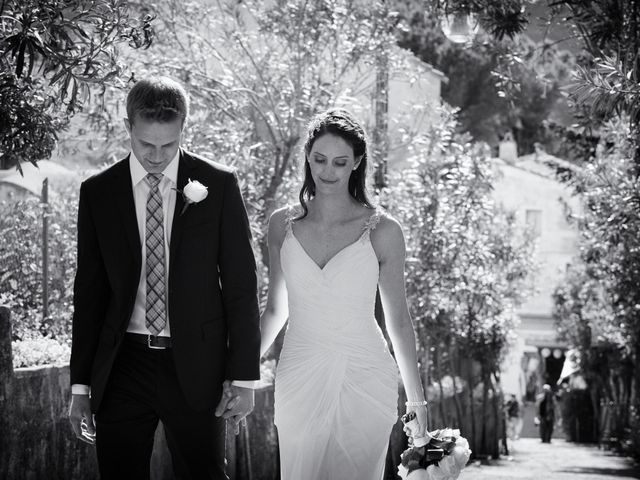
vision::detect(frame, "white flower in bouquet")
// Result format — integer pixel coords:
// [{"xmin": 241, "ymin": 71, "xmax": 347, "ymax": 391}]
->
[
  {"xmin": 425, "ymin": 435, "xmax": 472, "ymax": 480},
  {"xmin": 451, "ymin": 435, "xmax": 472, "ymax": 468},
  {"xmin": 444, "ymin": 428, "xmax": 458, "ymax": 437},
  {"xmin": 426, "ymin": 464, "xmax": 448, "ymax": 480},
  {"xmin": 407, "ymin": 468, "xmax": 429, "ymax": 480}
]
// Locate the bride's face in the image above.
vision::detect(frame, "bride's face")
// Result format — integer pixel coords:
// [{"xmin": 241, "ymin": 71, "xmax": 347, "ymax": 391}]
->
[{"xmin": 307, "ymin": 133, "xmax": 362, "ymax": 194}]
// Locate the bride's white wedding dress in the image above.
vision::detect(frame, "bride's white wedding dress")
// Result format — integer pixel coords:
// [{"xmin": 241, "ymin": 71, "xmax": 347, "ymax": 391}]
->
[{"xmin": 274, "ymin": 207, "xmax": 399, "ymax": 480}]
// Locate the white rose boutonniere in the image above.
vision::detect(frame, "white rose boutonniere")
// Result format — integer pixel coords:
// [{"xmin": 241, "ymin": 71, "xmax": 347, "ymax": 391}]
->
[{"xmin": 179, "ymin": 179, "xmax": 208, "ymax": 215}]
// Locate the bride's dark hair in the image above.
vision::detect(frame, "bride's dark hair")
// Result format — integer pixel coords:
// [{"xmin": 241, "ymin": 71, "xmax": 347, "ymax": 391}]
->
[{"xmin": 296, "ymin": 108, "xmax": 374, "ymax": 220}]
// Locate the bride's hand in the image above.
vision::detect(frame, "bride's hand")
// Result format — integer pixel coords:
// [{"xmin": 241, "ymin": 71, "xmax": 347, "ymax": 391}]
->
[{"xmin": 404, "ymin": 404, "xmax": 429, "ymax": 439}]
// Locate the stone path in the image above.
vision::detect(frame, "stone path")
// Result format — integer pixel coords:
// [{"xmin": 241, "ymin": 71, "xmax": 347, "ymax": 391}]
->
[{"xmin": 458, "ymin": 438, "xmax": 640, "ymax": 480}]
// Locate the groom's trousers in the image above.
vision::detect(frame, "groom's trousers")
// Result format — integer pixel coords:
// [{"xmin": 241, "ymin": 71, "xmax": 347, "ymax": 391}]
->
[{"xmin": 94, "ymin": 336, "xmax": 228, "ymax": 480}]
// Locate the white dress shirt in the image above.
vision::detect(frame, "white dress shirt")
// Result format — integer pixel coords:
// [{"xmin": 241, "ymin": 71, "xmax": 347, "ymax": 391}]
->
[{"xmin": 72, "ymin": 152, "xmax": 257, "ymax": 394}]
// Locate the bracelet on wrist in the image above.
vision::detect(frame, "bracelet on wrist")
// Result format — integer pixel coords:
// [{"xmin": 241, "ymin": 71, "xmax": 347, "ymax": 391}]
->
[{"xmin": 405, "ymin": 400, "xmax": 428, "ymax": 407}]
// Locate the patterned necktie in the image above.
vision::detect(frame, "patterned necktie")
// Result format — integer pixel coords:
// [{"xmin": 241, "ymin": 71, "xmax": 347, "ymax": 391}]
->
[{"xmin": 145, "ymin": 173, "xmax": 166, "ymax": 335}]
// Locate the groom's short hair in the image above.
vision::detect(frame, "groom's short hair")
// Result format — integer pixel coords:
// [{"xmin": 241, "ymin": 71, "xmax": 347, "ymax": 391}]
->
[{"xmin": 126, "ymin": 76, "xmax": 189, "ymax": 125}]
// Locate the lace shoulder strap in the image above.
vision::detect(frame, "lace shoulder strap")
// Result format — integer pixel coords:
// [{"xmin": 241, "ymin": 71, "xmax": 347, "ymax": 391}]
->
[
  {"xmin": 362, "ymin": 207, "xmax": 383, "ymax": 235},
  {"xmin": 284, "ymin": 204, "xmax": 302, "ymax": 233}
]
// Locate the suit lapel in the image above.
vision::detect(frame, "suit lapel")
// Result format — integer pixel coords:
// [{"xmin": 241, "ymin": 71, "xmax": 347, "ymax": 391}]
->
[
  {"xmin": 114, "ymin": 156, "xmax": 142, "ymax": 269},
  {"xmin": 170, "ymin": 149, "xmax": 196, "ymax": 271}
]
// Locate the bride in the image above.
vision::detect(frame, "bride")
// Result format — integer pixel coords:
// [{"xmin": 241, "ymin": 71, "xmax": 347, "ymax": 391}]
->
[{"xmin": 260, "ymin": 108, "xmax": 428, "ymax": 480}]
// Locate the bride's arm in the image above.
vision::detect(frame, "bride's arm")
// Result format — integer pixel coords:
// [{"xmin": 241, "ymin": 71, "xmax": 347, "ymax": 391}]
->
[
  {"xmin": 373, "ymin": 216, "xmax": 428, "ymax": 435},
  {"xmin": 260, "ymin": 208, "xmax": 290, "ymax": 358}
]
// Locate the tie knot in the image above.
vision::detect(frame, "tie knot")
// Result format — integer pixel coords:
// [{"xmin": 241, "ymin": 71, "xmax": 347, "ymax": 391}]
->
[{"xmin": 145, "ymin": 173, "xmax": 162, "ymax": 188}]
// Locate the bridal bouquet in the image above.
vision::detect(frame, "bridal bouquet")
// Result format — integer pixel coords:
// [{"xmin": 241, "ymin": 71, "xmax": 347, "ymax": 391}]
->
[{"xmin": 398, "ymin": 411, "xmax": 472, "ymax": 480}]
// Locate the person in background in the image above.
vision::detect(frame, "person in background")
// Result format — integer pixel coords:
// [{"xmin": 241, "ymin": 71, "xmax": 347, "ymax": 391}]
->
[
  {"xmin": 535, "ymin": 384, "xmax": 556, "ymax": 443},
  {"xmin": 505, "ymin": 393, "xmax": 522, "ymax": 441}
]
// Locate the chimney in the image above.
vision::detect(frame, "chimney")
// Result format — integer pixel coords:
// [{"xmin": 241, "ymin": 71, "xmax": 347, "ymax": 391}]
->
[{"xmin": 499, "ymin": 131, "xmax": 518, "ymax": 164}]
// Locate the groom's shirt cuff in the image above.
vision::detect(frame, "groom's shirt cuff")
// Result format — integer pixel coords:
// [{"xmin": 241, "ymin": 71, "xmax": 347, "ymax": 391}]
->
[
  {"xmin": 71, "ymin": 384, "xmax": 91, "ymax": 395},
  {"xmin": 231, "ymin": 380, "xmax": 259, "ymax": 389}
]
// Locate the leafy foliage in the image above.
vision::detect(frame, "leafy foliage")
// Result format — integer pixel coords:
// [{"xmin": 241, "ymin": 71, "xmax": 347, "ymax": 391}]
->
[
  {"xmin": 433, "ymin": 0, "xmax": 529, "ymax": 41},
  {"xmin": 571, "ymin": 56, "xmax": 640, "ymax": 128},
  {"xmin": 553, "ymin": 119, "xmax": 640, "ymax": 458},
  {"xmin": 79, "ymin": 0, "xmax": 399, "ymax": 282},
  {"xmin": 394, "ymin": 3, "xmax": 575, "ymax": 153},
  {"xmin": 548, "ymin": 1, "xmax": 640, "ymax": 166},
  {"xmin": 12, "ymin": 337, "xmax": 71, "ymax": 369},
  {"xmin": 380, "ymin": 106, "xmax": 536, "ymax": 455},
  {"xmin": 386, "ymin": 109, "xmax": 535, "ymax": 373},
  {"xmin": 0, "ymin": 73, "xmax": 61, "ymax": 170},
  {"xmin": 0, "ymin": 0, "xmax": 154, "ymax": 169},
  {"xmin": 398, "ymin": 0, "xmax": 640, "ymax": 165},
  {"xmin": 0, "ymin": 185, "xmax": 79, "ymax": 344}
]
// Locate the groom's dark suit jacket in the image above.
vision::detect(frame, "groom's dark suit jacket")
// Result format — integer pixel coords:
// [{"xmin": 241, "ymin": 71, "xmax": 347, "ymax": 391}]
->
[{"xmin": 70, "ymin": 149, "xmax": 261, "ymax": 412}]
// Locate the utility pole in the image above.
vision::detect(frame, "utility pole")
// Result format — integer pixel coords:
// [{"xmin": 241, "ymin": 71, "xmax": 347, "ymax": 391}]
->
[
  {"xmin": 372, "ymin": 2, "xmax": 390, "ymax": 192},
  {"xmin": 41, "ymin": 178, "xmax": 49, "ymax": 320}
]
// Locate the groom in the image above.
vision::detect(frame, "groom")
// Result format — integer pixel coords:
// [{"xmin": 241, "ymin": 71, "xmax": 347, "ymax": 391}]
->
[{"xmin": 67, "ymin": 76, "xmax": 261, "ymax": 479}]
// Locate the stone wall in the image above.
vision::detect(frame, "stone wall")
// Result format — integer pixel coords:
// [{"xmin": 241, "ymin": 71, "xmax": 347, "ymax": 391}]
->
[
  {"xmin": 0, "ymin": 306, "xmax": 278, "ymax": 480},
  {"xmin": 4, "ymin": 364, "xmax": 100, "ymax": 480}
]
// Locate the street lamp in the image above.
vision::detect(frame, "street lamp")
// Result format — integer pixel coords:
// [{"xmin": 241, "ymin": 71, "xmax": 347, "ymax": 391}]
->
[{"xmin": 440, "ymin": 10, "xmax": 479, "ymax": 44}]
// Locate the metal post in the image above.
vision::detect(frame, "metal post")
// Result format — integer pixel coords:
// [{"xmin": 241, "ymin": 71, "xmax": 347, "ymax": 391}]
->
[
  {"xmin": 0, "ymin": 306, "xmax": 13, "ymax": 477},
  {"xmin": 0, "ymin": 306, "xmax": 13, "ymax": 395},
  {"xmin": 41, "ymin": 178, "xmax": 49, "ymax": 320},
  {"xmin": 242, "ymin": 421, "xmax": 253, "ymax": 480},
  {"xmin": 373, "ymin": 45, "xmax": 389, "ymax": 191},
  {"xmin": 371, "ymin": 0, "xmax": 390, "ymax": 193}
]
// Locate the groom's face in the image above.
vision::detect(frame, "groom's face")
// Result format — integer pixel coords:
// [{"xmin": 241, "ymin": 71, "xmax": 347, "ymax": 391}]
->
[{"xmin": 124, "ymin": 116, "xmax": 183, "ymax": 174}]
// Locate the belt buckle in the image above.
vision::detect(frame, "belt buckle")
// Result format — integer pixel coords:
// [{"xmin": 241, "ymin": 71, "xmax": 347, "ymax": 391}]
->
[{"xmin": 147, "ymin": 335, "xmax": 166, "ymax": 350}]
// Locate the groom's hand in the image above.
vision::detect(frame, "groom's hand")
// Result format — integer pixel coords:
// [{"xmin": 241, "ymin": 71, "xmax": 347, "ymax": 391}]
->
[
  {"xmin": 68, "ymin": 394, "xmax": 96, "ymax": 445},
  {"xmin": 215, "ymin": 380, "xmax": 254, "ymax": 435}
]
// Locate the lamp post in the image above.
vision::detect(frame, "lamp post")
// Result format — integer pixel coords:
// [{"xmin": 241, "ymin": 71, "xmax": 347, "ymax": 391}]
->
[
  {"xmin": 440, "ymin": 10, "xmax": 479, "ymax": 44},
  {"xmin": 371, "ymin": 0, "xmax": 392, "ymax": 193},
  {"xmin": 372, "ymin": 45, "xmax": 389, "ymax": 192}
]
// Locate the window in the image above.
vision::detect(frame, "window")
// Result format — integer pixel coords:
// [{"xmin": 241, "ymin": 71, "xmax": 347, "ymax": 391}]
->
[{"xmin": 526, "ymin": 209, "xmax": 542, "ymax": 236}]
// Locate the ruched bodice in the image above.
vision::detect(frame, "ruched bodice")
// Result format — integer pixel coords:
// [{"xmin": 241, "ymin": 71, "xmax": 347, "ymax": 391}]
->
[
  {"xmin": 274, "ymin": 206, "xmax": 399, "ymax": 480},
  {"xmin": 282, "ymin": 226, "xmax": 385, "ymax": 352}
]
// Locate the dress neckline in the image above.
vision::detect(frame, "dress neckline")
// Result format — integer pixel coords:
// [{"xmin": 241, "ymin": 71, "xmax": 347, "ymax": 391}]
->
[{"xmin": 285, "ymin": 206, "xmax": 382, "ymax": 272}]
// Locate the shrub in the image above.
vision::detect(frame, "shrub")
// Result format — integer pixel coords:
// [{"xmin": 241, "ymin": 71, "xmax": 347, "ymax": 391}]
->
[
  {"xmin": 553, "ymin": 119, "xmax": 639, "ymax": 454},
  {"xmin": 0, "ymin": 183, "xmax": 79, "ymax": 346},
  {"xmin": 12, "ymin": 337, "xmax": 71, "ymax": 369}
]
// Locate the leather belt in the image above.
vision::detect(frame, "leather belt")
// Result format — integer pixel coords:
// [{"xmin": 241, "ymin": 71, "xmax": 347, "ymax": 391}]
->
[{"xmin": 126, "ymin": 332, "xmax": 172, "ymax": 349}]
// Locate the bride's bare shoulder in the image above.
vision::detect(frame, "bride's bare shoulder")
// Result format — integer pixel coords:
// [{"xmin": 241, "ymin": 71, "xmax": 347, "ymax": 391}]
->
[{"xmin": 370, "ymin": 211, "xmax": 406, "ymax": 257}]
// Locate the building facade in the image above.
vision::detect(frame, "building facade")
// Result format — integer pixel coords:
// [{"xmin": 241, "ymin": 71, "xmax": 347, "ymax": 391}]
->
[{"xmin": 492, "ymin": 141, "xmax": 581, "ymax": 435}]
